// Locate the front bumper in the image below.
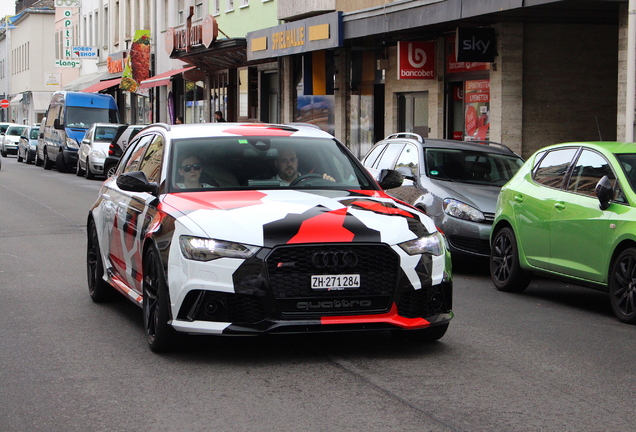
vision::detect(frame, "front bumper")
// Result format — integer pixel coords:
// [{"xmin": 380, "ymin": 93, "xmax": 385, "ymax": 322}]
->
[{"xmin": 168, "ymin": 243, "xmax": 453, "ymax": 336}]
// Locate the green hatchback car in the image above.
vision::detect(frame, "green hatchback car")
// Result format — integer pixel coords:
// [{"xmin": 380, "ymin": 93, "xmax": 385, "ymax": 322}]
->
[{"xmin": 490, "ymin": 141, "xmax": 636, "ymax": 323}]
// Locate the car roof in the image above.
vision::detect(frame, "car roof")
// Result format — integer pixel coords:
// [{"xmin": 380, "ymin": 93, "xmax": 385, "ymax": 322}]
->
[
  {"xmin": 378, "ymin": 133, "xmax": 521, "ymax": 157},
  {"xmin": 537, "ymin": 141, "xmax": 636, "ymax": 155},
  {"xmin": 145, "ymin": 122, "xmax": 336, "ymax": 140}
]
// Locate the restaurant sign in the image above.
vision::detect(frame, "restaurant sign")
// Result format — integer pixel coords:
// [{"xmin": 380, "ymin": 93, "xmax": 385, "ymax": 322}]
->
[{"xmin": 166, "ymin": 14, "xmax": 218, "ymax": 55}]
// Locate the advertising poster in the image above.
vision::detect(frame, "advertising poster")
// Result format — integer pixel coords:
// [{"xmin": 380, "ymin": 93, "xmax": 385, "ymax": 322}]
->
[
  {"xmin": 120, "ymin": 30, "xmax": 151, "ymax": 93},
  {"xmin": 464, "ymin": 79, "xmax": 490, "ymax": 141}
]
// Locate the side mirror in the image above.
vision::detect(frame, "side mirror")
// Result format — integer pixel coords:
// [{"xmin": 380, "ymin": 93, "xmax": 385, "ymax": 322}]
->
[
  {"xmin": 378, "ymin": 169, "xmax": 404, "ymax": 190},
  {"xmin": 595, "ymin": 175, "xmax": 614, "ymax": 210},
  {"xmin": 395, "ymin": 166, "xmax": 417, "ymax": 181},
  {"xmin": 39, "ymin": 133, "xmax": 44, "ymax": 138},
  {"xmin": 53, "ymin": 118, "xmax": 63, "ymax": 130},
  {"xmin": 116, "ymin": 171, "xmax": 159, "ymax": 195}
]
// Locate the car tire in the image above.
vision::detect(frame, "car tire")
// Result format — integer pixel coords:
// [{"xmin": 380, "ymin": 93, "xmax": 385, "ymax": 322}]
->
[
  {"xmin": 392, "ymin": 323, "xmax": 449, "ymax": 342},
  {"xmin": 1, "ymin": 147, "xmax": 6, "ymax": 157},
  {"xmin": 609, "ymin": 248, "xmax": 636, "ymax": 323},
  {"xmin": 143, "ymin": 246, "xmax": 178, "ymax": 352},
  {"xmin": 35, "ymin": 152, "xmax": 43, "ymax": 166},
  {"xmin": 76, "ymin": 159, "xmax": 84, "ymax": 176},
  {"xmin": 25, "ymin": 152, "xmax": 33, "ymax": 164},
  {"xmin": 86, "ymin": 219, "xmax": 115, "ymax": 302},
  {"xmin": 84, "ymin": 158, "xmax": 95, "ymax": 179},
  {"xmin": 56, "ymin": 152, "xmax": 68, "ymax": 173},
  {"xmin": 43, "ymin": 150, "xmax": 53, "ymax": 170},
  {"xmin": 17, "ymin": 150, "xmax": 23, "ymax": 162},
  {"xmin": 490, "ymin": 226, "xmax": 531, "ymax": 292}
]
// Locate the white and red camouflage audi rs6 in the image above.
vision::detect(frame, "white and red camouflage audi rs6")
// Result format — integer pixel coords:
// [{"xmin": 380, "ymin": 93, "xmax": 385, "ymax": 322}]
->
[{"xmin": 87, "ymin": 123, "xmax": 453, "ymax": 352}]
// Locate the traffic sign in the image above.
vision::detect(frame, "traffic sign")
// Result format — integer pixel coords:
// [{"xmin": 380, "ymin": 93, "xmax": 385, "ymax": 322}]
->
[{"xmin": 0, "ymin": 99, "xmax": 9, "ymax": 109}]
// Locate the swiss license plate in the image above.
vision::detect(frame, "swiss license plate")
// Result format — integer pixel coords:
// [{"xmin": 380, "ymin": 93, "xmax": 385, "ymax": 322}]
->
[{"xmin": 311, "ymin": 274, "xmax": 360, "ymax": 290}]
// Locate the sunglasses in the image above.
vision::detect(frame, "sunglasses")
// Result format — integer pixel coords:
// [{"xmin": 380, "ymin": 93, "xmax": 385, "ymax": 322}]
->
[{"xmin": 180, "ymin": 163, "xmax": 202, "ymax": 172}]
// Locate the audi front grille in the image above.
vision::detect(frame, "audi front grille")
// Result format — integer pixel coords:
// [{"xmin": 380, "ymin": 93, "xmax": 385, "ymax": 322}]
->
[{"xmin": 266, "ymin": 244, "xmax": 400, "ymax": 316}]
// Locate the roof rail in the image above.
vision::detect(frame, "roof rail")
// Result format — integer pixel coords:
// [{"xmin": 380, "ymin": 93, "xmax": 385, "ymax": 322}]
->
[{"xmin": 385, "ymin": 132, "xmax": 423, "ymax": 142}]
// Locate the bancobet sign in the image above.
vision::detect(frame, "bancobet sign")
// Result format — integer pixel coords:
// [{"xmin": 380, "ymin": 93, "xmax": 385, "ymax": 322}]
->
[
  {"xmin": 166, "ymin": 13, "xmax": 218, "ymax": 55},
  {"xmin": 397, "ymin": 41, "xmax": 436, "ymax": 80}
]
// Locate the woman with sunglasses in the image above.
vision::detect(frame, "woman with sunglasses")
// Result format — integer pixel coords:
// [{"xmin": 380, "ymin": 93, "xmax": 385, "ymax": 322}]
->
[{"xmin": 176, "ymin": 155, "xmax": 215, "ymax": 189}]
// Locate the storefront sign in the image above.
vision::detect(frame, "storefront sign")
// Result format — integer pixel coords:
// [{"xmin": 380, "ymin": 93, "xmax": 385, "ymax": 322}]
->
[
  {"xmin": 445, "ymin": 35, "xmax": 490, "ymax": 74},
  {"xmin": 455, "ymin": 28, "xmax": 497, "ymax": 63},
  {"xmin": 397, "ymin": 41, "xmax": 435, "ymax": 80},
  {"xmin": 166, "ymin": 14, "xmax": 218, "ymax": 55},
  {"xmin": 71, "ymin": 46, "xmax": 98, "ymax": 59},
  {"xmin": 246, "ymin": 11, "xmax": 342, "ymax": 61}
]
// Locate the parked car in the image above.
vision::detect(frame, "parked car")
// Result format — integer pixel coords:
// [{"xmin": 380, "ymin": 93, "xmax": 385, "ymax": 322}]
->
[
  {"xmin": 102, "ymin": 124, "xmax": 146, "ymax": 178},
  {"xmin": 87, "ymin": 123, "xmax": 453, "ymax": 352},
  {"xmin": 490, "ymin": 141, "xmax": 636, "ymax": 323},
  {"xmin": 362, "ymin": 133, "xmax": 525, "ymax": 259},
  {"xmin": 17, "ymin": 125, "xmax": 40, "ymax": 164},
  {"xmin": 41, "ymin": 91, "xmax": 120, "ymax": 172},
  {"xmin": 1, "ymin": 124, "xmax": 28, "ymax": 157},
  {"xmin": 76, "ymin": 123, "xmax": 125, "ymax": 179}
]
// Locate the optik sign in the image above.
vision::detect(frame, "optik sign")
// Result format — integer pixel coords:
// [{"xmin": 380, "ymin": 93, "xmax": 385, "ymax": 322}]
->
[{"xmin": 397, "ymin": 41, "xmax": 435, "ymax": 80}]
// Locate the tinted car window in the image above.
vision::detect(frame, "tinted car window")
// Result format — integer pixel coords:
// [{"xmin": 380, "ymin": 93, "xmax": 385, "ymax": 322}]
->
[
  {"xmin": 617, "ymin": 153, "xmax": 636, "ymax": 193},
  {"xmin": 566, "ymin": 150, "xmax": 615, "ymax": 197},
  {"xmin": 123, "ymin": 135, "xmax": 154, "ymax": 174},
  {"xmin": 138, "ymin": 135, "xmax": 164, "ymax": 183},
  {"xmin": 425, "ymin": 148, "xmax": 523, "ymax": 184},
  {"xmin": 395, "ymin": 143, "xmax": 420, "ymax": 176},
  {"xmin": 533, "ymin": 148, "xmax": 578, "ymax": 188},
  {"xmin": 375, "ymin": 143, "xmax": 404, "ymax": 171},
  {"xmin": 30, "ymin": 128, "xmax": 39, "ymax": 139}
]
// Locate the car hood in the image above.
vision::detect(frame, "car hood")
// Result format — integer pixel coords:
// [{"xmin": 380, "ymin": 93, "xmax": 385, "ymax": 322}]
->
[
  {"xmin": 67, "ymin": 128, "xmax": 87, "ymax": 144},
  {"xmin": 160, "ymin": 189, "xmax": 433, "ymax": 248},
  {"xmin": 430, "ymin": 179, "xmax": 501, "ymax": 213}
]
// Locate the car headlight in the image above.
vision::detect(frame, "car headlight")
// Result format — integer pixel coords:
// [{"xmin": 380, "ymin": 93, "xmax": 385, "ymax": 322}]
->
[
  {"xmin": 89, "ymin": 148, "xmax": 106, "ymax": 158},
  {"xmin": 443, "ymin": 198, "xmax": 485, "ymax": 222},
  {"xmin": 66, "ymin": 136, "xmax": 79, "ymax": 149},
  {"xmin": 179, "ymin": 236, "xmax": 260, "ymax": 261},
  {"xmin": 399, "ymin": 231, "xmax": 446, "ymax": 256}
]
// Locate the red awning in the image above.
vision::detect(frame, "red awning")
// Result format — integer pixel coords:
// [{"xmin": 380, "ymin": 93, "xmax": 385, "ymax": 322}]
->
[
  {"xmin": 139, "ymin": 66, "xmax": 196, "ymax": 89},
  {"xmin": 81, "ymin": 78, "xmax": 121, "ymax": 93}
]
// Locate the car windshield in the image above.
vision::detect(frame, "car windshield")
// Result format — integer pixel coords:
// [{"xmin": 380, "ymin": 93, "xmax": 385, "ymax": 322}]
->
[
  {"xmin": 169, "ymin": 136, "xmax": 376, "ymax": 192},
  {"xmin": 7, "ymin": 126, "xmax": 27, "ymax": 136},
  {"xmin": 66, "ymin": 107, "xmax": 119, "ymax": 128},
  {"xmin": 30, "ymin": 128, "xmax": 39, "ymax": 139},
  {"xmin": 425, "ymin": 148, "xmax": 524, "ymax": 186}
]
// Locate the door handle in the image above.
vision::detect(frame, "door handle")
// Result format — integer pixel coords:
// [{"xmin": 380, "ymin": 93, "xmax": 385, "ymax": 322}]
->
[
  {"xmin": 554, "ymin": 202, "xmax": 565, "ymax": 210},
  {"xmin": 514, "ymin": 194, "xmax": 523, "ymax": 203}
]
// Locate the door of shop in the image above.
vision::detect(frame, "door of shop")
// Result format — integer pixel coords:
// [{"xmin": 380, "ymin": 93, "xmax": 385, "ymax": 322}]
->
[{"xmin": 397, "ymin": 92, "xmax": 428, "ymax": 137}]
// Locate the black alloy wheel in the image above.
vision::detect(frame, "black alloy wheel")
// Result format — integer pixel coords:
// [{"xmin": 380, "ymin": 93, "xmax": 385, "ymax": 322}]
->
[
  {"xmin": 609, "ymin": 248, "xmax": 636, "ymax": 324},
  {"xmin": 143, "ymin": 246, "xmax": 178, "ymax": 352},
  {"xmin": 87, "ymin": 219, "xmax": 114, "ymax": 302},
  {"xmin": 490, "ymin": 227, "xmax": 531, "ymax": 292}
]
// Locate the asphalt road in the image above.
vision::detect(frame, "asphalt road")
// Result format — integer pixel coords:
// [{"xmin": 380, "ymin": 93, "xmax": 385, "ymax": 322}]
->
[{"xmin": 0, "ymin": 155, "xmax": 634, "ymax": 432}]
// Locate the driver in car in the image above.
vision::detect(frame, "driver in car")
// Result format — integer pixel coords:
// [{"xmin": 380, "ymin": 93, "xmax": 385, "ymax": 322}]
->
[{"xmin": 273, "ymin": 147, "xmax": 335, "ymax": 186}]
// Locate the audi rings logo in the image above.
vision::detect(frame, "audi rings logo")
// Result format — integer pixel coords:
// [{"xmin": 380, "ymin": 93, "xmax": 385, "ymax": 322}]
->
[{"xmin": 312, "ymin": 251, "xmax": 358, "ymax": 269}]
